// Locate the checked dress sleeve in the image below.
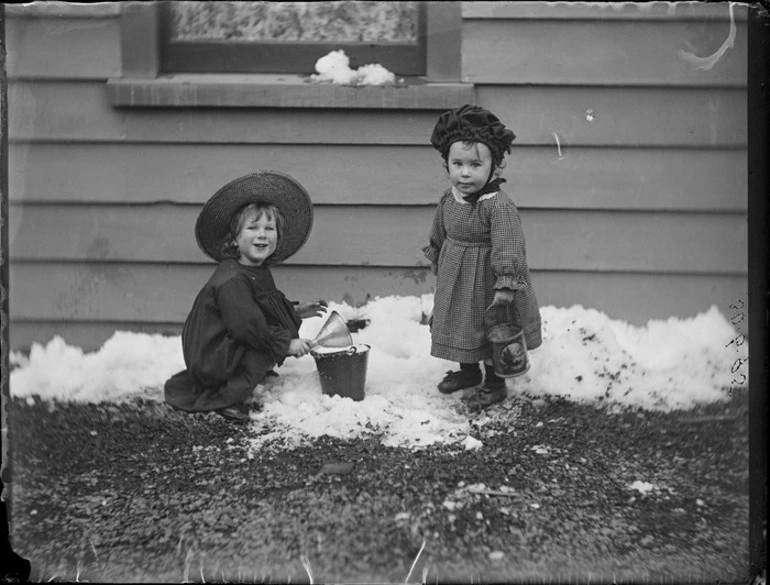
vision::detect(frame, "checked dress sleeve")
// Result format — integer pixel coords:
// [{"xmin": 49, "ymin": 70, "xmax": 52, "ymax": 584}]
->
[
  {"xmin": 489, "ymin": 197, "xmax": 529, "ymax": 291},
  {"xmin": 422, "ymin": 192, "xmax": 449, "ymax": 265}
]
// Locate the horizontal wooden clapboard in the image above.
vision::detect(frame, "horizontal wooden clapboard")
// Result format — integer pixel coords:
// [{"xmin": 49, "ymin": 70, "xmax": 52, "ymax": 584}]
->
[
  {"xmin": 9, "ymin": 81, "xmax": 747, "ymax": 147},
  {"xmin": 10, "ymin": 143, "xmax": 747, "ymax": 211},
  {"xmin": 462, "ymin": 2, "xmax": 749, "ymax": 21},
  {"xmin": 9, "ymin": 262, "xmax": 748, "ymax": 349},
  {"xmin": 9, "ymin": 204, "xmax": 747, "ymax": 274},
  {"xmin": 5, "ymin": 5, "xmax": 748, "ymax": 84},
  {"xmin": 476, "ymin": 86, "xmax": 746, "ymax": 147},
  {"xmin": 5, "ymin": 4, "xmax": 120, "ymax": 17},
  {"xmin": 463, "ymin": 18, "xmax": 746, "ymax": 86},
  {"xmin": 5, "ymin": 15, "xmax": 121, "ymax": 80},
  {"xmin": 10, "ymin": 321, "xmax": 186, "ymax": 354}
]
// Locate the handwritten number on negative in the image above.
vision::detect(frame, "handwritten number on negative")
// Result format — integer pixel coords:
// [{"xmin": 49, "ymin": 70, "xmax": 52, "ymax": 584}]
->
[
  {"xmin": 727, "ymin": 300, "xmax": 747, "ymax": 386},
  {"xmin": 731, "ymin": 357, "xmax": 748, "ymax": 374}
]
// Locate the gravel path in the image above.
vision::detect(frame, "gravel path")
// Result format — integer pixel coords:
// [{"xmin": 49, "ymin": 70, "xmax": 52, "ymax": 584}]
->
[{"xmin": 7, "ymin": 389, "xmax": 749, "ymax": 583}]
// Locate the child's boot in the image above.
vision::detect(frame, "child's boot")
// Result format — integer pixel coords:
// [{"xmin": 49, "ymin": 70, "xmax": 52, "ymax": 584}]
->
[
  {"xmin": 470, "ymin": 364, "xmax": 507, "ymax": 410},
  {"xmin": 438, "ymin": 362, "xmax": 482, "ymax": 394},
  {"xmin": 217, "ymin": 401, "xmax": 251, "ymax": 423}
]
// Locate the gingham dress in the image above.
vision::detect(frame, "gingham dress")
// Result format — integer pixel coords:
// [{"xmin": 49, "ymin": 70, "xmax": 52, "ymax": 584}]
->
[{"xmin": 423, "ymin": 187, "xmax": 542, "ymax": 363}]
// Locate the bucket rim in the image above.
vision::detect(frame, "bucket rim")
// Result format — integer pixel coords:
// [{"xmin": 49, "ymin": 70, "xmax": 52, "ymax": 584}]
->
[{"xmin": 311, "ymin": 343, "xmax": 371, "ymax": 359}]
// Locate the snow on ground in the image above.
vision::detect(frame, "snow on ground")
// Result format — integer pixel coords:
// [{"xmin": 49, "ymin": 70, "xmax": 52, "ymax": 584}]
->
[{"xmin": 10, "ymin": 295, "xmax": 748, "ymax": 450}]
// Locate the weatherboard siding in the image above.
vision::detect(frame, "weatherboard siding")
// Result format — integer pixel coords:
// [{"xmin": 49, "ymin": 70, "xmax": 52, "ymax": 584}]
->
[
  {"xmin": 10, "ymin": 263, "xmax": 747, "ymax": 351},
  {"xmin": 461, "ymin": 14, "xmax": 747, "ymax": 86},
  {"xmin": 11, "ymin": 142, "xmax": 747, "ymax": 211},
  {"xmin": 10, "ymin": 205, "xmax": 747, "ymax": 273},
  {"xmin": 5, "ymin": 14, "xmax": 121, "ymax": 80},
  {"xmin": 6, "ymin": 2, "xmax": 748, "ymax": 351},
  {"xmin": 9, "ymin": 81, "xmax": 747, "ymax": 147}
]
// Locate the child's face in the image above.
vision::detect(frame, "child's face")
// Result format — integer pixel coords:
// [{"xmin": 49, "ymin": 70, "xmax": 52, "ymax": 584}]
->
[
  {"xmin": 447, "ymin": 141, "xmax": 494, "ymax": 195},
  {"xmin": 235, "ymin": 208, "xmax": 278, "ymax": 266}
]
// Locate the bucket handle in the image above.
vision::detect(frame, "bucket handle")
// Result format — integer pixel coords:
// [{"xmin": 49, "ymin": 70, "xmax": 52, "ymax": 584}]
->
[{"xmin": 484, "ymin": 304, "xmax": 513, "ymax": 330}]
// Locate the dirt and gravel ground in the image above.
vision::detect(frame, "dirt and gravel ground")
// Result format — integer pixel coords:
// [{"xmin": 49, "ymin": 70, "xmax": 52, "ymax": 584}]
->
[{"xmin": 6, "ymin": 387, "xmax": 749, "ymax": 583}]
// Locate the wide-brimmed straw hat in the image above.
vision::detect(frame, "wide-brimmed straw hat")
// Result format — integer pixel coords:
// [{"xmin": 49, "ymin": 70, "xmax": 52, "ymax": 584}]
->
[{"xmin": 195, "ymin": 171, "xmax": 314, "ymax": 264}]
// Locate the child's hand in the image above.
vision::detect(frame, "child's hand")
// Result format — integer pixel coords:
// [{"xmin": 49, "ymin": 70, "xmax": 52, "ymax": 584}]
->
[
  {"xmin": 295, "ymin": 300, "xmax": 329, "ymax": 319},
  {"xmin": 491, "ymin": 289, "xmax": 515, "ymax": 307},
  {"xmin": 288, "ymin": 338, "xmax": 312, "ymax": 357}
]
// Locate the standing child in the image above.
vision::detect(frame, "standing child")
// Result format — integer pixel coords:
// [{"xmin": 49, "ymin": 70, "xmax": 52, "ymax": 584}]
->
[
  {"xmin": 423, "ymin": 104, "xmax": 542, "ymax": 410},
  {"xmin": 164, "ymin": 171, "xmax": 328, "ymax": 423}
]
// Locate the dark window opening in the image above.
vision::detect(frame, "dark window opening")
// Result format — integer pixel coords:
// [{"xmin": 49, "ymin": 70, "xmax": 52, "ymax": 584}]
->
[{"xmin": 158, "ymin": 1, "xmax": 427, "ymax": 75}]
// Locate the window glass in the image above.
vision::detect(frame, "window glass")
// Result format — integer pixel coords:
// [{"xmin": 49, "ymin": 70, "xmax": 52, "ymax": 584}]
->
[
  {"xmin": 169, "ymin": 1, "xmax": 419, "ymax": 44},
  {"xmin": 160, "ymin": 1, "xmax": 426, "ymax": 76},
  {"xmin": 160, "ymin": 1, "xmax": 426, "ymax": 75}
]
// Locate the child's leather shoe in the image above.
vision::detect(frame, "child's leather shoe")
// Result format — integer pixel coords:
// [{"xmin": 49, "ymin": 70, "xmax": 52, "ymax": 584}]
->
[
  {"xmin": 468, "ymin": 381, "xmax": 507, "ymax": 411},
  {"xmin": 438, "ymin": 369, "xmax": 483, "ymax": 394},
  {"xmin": 217, "ymin": 403, "xmax": 251, "ymax": 423}
]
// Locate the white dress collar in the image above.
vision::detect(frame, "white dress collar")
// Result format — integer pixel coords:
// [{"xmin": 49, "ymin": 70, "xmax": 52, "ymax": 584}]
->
[{"xmin": 451, "ymin": 185, "xmax": 498, "ymax": 205}]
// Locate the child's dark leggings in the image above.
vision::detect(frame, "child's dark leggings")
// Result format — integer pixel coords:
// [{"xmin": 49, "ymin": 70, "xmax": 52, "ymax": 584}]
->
[{"xmin": 460, "ymin": 362, "xmax": 504, "ymax": 385}]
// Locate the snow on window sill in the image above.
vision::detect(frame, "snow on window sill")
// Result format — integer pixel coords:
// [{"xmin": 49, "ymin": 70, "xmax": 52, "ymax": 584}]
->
[{"xmin": 106, "ymin": 74, "xmax": 474, "ymax": 110}]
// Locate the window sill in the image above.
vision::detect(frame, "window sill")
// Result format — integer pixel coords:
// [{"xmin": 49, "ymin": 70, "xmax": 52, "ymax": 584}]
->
[{"xmin": 106, "ymin": 74, "xmax": 474, "ymax": 109}]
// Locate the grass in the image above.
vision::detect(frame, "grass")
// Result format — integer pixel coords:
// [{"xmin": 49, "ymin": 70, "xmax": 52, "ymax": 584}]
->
[{"xmin": 6, "ymin": 388, "xmax": 750, "ymax": 583}]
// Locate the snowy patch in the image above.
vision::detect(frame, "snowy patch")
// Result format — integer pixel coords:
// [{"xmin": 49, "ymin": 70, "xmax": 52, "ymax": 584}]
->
[
  {"xmin": 10, "ymin": 295, "xmax": 747, "ymax": 450},
  {"xmin": 311, "ymin": 49, "xmax": 397, "ymax": 86},
  {"xmin": 528, "ymin": 304, "xmax": 746, "ymax": 410},
  {"xmin": 463, "ymin": 436, "xmax": 484, "ymax": 451},
  {"xmin": 10, "ymin": 331, "xmax": 183, "ymax": 403},
  {"xmin": 629, "ymin": 480, "xmax": 656, "ymax": 495},
  {"xmin": 10, "ymin": 350, "xmax": 29, "ymax": 370}
]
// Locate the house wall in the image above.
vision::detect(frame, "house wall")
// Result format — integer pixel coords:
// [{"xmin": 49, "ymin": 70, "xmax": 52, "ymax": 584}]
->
[{"xmin": 6, "ymin": 2, "xmax": 748, "ymax": 351}]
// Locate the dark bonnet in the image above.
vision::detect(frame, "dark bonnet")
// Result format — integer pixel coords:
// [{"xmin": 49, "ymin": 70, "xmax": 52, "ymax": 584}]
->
[{"xmin": 430, "ymin": 104, "xmax": 516, "ymax": 163}]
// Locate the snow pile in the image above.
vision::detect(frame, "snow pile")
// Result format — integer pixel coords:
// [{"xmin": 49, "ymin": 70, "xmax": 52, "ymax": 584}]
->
[
  {"xmin": 10, "ymin": 295, "xmax": 747, "ymax": 449},
  {"xmin": 10, "ymin": 331, "xmax": 183, "ymax": 403},
  {"xmin": 311, "ymin": 49, "xmax": 396, "ymax": 86},
  {"xmin": 250, "ymin": 295, "xmax": 470, "ymax": 449},
  {"xmin": 527, "ymin": 304, "xmax": 745, "ymax": 410}
]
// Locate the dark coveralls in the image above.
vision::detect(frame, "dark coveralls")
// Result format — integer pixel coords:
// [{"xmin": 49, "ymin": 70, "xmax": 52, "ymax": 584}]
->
[{"xmin": 164, "ymin": 258, "xmax": 300, "ymax": 412}]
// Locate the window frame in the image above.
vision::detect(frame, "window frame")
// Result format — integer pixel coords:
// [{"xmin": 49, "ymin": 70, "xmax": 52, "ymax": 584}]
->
[
  {"xmin": 157, "ymin": 1, "xmax": 428, "ymax": 76},
  {"xmin": 112, "ymin": 1, "xmax": 471, "ymax": 109},
  {"xmin": 119, "ymin": 1, "xmax": 461, "ymax": 81}
]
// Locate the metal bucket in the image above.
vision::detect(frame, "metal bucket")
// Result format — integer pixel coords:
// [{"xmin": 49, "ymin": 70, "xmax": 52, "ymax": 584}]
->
[
  {"xmin": 311, "ymin": 344, "xmax": 370, "ymax": 401},
  {"xmin": 485, "ymin": 308, "xmax": 529, "ymax": 378}
]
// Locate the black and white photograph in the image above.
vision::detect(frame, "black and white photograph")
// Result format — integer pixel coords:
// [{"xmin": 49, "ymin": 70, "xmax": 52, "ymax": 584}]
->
[{"xmin": 1, "ymin": 1, "xmax": 764, "ymax": 583}]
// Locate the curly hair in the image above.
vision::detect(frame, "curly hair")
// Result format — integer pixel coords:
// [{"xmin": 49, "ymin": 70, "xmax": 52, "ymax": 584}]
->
[{"xmin": 221, "ymin": 203, "xmax": 285, "ymax": 260}]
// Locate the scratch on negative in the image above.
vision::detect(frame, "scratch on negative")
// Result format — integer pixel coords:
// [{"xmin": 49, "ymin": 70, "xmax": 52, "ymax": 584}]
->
[
  {"xmin": 404, "ymin": 538, "xmax": 427, "ymax": 583},
  {"xmin": 300, "ymin": 555, "xmax": 314, "ymax": 584},
  {"xmin": 553, "ymin": 132, "xmax": 564, "ymax": 159},
  {"xmin": 679, "ymin": 2, "xmax": 736, "ymax": 71}
]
